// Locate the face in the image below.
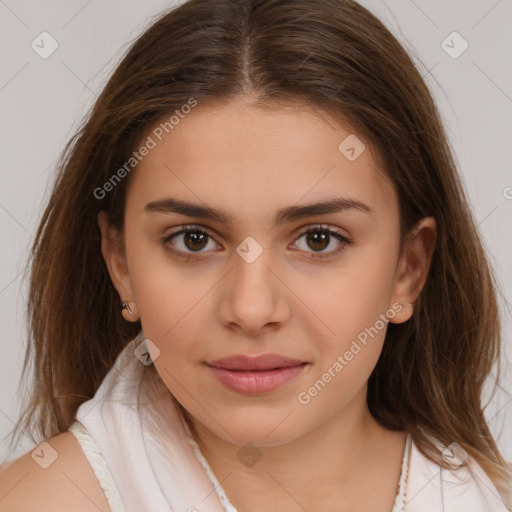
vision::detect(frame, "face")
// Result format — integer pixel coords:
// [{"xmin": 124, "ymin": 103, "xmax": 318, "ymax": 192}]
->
[{"xmin": 100, "ymin": 96, "xmax": 434, "ymax": 448}]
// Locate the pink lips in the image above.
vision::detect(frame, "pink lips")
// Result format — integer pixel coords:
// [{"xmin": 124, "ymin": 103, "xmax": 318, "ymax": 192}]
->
[{"xmin": 205, "ymin": 354, "xmax": 308, "ymax": 395}]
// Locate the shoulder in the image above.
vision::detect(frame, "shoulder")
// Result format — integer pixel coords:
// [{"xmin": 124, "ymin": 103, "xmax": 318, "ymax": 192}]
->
[{"xmin": 0, "ymin": 430, "xmax": 111, "ymax": 512}]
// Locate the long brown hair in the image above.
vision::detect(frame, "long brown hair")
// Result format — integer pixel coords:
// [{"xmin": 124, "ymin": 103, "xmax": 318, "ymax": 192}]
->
[{"xmin": 7, "ymin": 0, "xmax": 512, "ymax": 504}]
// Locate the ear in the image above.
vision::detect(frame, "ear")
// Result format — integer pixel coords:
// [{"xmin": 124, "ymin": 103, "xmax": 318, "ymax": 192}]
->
[
  {"xmin": 98, "ymin": 211, "xmax": 139, "ymax": 322},
  {"xmin": 388, "ymin": 216, "xmax": 437, "ymax": 324}
]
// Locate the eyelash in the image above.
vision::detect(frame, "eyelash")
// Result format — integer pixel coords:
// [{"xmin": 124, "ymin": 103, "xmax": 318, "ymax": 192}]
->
[{"xmin": 160, "ymin": 223, "xmax": 352, "ymax": 262}]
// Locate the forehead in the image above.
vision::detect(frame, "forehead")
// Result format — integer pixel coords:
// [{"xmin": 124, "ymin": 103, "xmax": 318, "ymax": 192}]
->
[{"xmin": 127, "ymin": 98, "xmax": 397, "ymax": 222}]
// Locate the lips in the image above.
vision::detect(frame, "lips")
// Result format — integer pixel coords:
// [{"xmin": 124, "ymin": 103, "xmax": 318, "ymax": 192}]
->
[
  {"xmin": 205, "ymin": 354, "xmax": 308, "ymax": 395},
  {"xmin": 206, "ymin": 353, "xmax": 305, "ymax": 371}
]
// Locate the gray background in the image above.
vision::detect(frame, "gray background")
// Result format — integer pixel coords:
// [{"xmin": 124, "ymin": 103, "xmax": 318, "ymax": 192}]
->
[{"xmin": 1, "ymin": 0, "xmax": 511, "ymax": 463}]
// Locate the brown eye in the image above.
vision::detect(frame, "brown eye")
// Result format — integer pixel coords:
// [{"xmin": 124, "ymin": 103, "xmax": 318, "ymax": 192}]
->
[
  {"xmin": 305, "ymin": 231, "xmax": 330, "ymax": 251},
  {"xmin": 294, "ymin": 225, "xmax": 351, "ymax": 260},
  {"xmin": 163, "ymin": 226, "xmax": 218, "ymax": 257},
  {"xmin": 182, "ymin": 230, "xmax": 209, "ymax": 251}
]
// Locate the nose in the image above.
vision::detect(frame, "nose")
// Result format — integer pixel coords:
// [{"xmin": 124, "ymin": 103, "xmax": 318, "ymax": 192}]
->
[{"xmin": 217, "ymin": 247, "xmax": 290, "ymax": 337}]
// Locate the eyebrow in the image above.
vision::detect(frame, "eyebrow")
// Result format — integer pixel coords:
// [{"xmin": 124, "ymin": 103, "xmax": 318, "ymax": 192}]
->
[{"xmin": 144, "ymin": 196, "xmax": 372, "ymax": 227}]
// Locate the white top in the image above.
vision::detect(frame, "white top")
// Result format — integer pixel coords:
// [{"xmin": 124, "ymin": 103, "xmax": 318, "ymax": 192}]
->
[{"xmin": 68, "ymin": 333, "xmax": 510, "ymax": 512}]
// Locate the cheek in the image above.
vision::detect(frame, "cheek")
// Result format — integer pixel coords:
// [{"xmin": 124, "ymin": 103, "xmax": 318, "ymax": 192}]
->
[
  {"xmin": 310, "ymin": 244, "xmax": 399, "ymax": 351},
  {"xmin": 298, "ymin": 252, "xmax": 399, "ymax": 407},
  {"xmin": 123, "ymin": 234, "xmax": 203, "ymax": 348},
  {"xmin": 299, "ymin": 261, "xmax": 397, "ymax": 411}
]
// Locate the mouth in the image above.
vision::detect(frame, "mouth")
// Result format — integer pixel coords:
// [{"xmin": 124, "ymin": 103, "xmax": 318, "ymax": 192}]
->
[
  {"xmin": 206, "ymin": 353, "xmax": 307, "ymax": 371},
  {"xmin": 205, "ymin": 354, "xmax": 309, "ymax": 394}
]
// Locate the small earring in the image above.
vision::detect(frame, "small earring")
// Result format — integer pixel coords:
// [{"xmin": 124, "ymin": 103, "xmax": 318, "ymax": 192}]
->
[{"xmin": 122, "ymin": 301, "xmax": 133, "ymax": 314}]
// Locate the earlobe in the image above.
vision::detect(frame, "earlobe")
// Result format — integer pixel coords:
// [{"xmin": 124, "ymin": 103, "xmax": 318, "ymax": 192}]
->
[
  {"xmin": 388, "ymin": 302, "xmax": 414, "ymax": 324},
  {"xmin": 97, "ymin": 211, "xmax": 138, "ymax": 321},
  {"xmin": 389, "ymin": 216, "xmax": 437, "ymax": 324},
  {"xmin": 121, "ymin": 301, "xmax": 140, "ymax": 322}
]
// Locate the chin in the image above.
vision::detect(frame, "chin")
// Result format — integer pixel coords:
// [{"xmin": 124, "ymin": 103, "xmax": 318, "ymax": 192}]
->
[{"xmin": 210, "ymin": 411, "xmax": 307, "ymax": 447}]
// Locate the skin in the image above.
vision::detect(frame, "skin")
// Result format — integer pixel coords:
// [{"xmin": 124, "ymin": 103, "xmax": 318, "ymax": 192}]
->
[
  {"xmin": 99, "ymin": 94, "xmax": 436, "ymax": 511},
  {"xmin": 0, "ymin": 432, "xmax": 111, "ymax": 512}
]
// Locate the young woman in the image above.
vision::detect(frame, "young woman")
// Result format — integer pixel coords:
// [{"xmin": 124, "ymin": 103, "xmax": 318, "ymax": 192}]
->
[{"xmin": 1, "ymin": 0, "xmax": 511, "ymax": 511}]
